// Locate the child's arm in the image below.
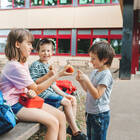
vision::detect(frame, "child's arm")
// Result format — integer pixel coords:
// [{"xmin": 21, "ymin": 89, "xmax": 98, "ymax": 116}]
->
[
  {"xmin": 51, "ymin": 84, "xmax": 66, "ymax": 96},
  {"xmin": 27, "ymin": 66, "xmax": 73, "ymax": 95},
  {"xmin": 77, "ymin": 70, "xmax": 106, "ymax": 99},
  {"xmin": 76, "ymin": 70, "xmax": 87, "ymax": 91},
  {"xmin": 35, "ymin": 70, "xmax": 55, "ymax": 84}
]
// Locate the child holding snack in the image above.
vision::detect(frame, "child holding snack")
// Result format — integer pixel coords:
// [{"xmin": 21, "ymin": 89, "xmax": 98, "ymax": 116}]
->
[
  {"xmin": 0, "ymin": 28, "xmax": 74, "ymax": 140},
  {"xmin": 76, "ymin": 41, "xmax": 115, "ymax": 140},
  {"xmin": 29, "ymin": 38, "xmax": 87, "ymax": 139}
]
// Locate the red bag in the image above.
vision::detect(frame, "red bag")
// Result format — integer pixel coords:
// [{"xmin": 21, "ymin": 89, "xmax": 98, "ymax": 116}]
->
[
  {"xmin": 19, "ymin": 93, "xmax": 44, "ymax": 108},
  {"xmin": 56, "ymin": 80, "xmax": 77, "ymax": 95}
]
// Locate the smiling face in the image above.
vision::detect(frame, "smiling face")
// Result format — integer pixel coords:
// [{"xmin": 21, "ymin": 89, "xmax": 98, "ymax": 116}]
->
[
  {"xmin": 15, "ymin": 38, "xmax": 33, "ymax": 62},
  {"xmin": 19, "ymin": 40, "xmax": 33, "ymax": 58},
  {"xmin": 38, "ymin": 43, "xmax": 53, "ymax": 63},
  {"xmin": 89, "ymin": 52, "xmax": 108, "ymax": 71}
]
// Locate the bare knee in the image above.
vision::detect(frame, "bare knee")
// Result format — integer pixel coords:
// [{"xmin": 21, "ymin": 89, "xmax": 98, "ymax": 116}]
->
[
  {"xmin": 71, "ymin": 96, "xmax": 77, "ymax": 106},
  {"xmin": 46, "ymin": 117, "xmax": 59, "ymax": 131},
  {"xmin": 61, "ymin": 98, "xmax": 71, "ymax": 107},
  {"xmin": 59, "ymin": 111, "xmax": 66, "ymax": 123}
]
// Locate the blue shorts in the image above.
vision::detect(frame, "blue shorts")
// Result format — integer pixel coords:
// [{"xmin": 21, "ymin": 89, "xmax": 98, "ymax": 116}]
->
[
  {"xmin": 39, "ymin": 91, "xmax": 63, "ymax": 108},
  {"xmin": 11, "ymin": 103, "xmax": 23, "ymax": 114}
]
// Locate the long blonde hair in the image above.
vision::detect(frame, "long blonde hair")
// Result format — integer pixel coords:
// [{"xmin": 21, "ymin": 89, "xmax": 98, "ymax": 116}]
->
[{"xmin": 5, "ymin": 28, "xmax": 34, "ymax": 63}]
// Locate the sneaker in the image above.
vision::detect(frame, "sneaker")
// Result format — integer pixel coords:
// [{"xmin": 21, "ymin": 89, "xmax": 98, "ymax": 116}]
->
[
  {"xmin": 72, "ymin": 132, "xmax": 87, "ymax": 140},
  {"xmin": 66, "ymin": 126, "xmax": 72, "ymax": 135}
]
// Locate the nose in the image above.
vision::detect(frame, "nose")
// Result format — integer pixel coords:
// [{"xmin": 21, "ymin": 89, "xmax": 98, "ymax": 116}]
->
[{"xmin": 30, "ymin": 44, "xmax": 33, "ymax": 50}]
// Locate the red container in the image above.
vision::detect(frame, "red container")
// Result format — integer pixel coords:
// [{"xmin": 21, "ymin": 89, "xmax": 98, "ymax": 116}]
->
[{"xmin": 19, "ymin": 93, "xmax": 44, "ymax": 108}]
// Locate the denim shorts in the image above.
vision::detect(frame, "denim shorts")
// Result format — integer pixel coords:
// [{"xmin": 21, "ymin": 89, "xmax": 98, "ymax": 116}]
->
[
  {"xmin": 11, "ymin": 102, "xmax": 23, "ymax": 115},
  {"xmin": 39, "ymin": 92, "xmax": 63, "ymax": 108},
  {"xmin": 86, "ymin": 111, "xmax": 110, "ymax": 140}
]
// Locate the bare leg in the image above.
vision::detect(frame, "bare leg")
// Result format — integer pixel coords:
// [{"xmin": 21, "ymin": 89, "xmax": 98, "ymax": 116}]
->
[
  {"xmin": 17, "ymin": 103, "xmax": 66, "ymax": 140},
  {"xmin": 70, "ymin": 96, "xmax": 77, "ymax": 118},
  {"xmin": 41, "ymin": 103, "xmax": 66, "ymax": 140},
  {"xmin": 61, "ymin": 98, "xmax": 80, "ymax": 134}
]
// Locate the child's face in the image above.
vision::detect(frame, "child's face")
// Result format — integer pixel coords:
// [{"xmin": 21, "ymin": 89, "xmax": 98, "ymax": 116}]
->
[
  {"xmin": 38, "ymin": 43, "xmax": 53, "ymax": 63},
  {"xmin": 89, "ymin": 52, "xmax": 107, "ymax": 70},
  {"xmin": 16, "ymin": 39, "xmax": 33, "ymax": 58}
]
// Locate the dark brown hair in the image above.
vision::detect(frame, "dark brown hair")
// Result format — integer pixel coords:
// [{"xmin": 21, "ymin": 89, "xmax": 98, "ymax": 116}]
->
[
  {"xmin": 36, "ymin": 38, "xmax": 54, "ymax": 52},
  {"xmin": 88, "ymin": 40, "xmax": 116, "ymax": 66},
  {"xmin": 5, "ymin": 28, "xmax": 34, "ymax": 62}
]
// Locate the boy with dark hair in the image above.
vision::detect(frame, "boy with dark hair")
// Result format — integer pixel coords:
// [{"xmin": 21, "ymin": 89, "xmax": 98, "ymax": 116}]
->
[{"xmin": 76, "ymin": 40, "xmax": 115, "ymax": 140}]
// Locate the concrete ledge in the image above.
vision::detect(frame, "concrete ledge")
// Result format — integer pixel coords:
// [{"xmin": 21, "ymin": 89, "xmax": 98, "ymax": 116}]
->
[{"xmin": 0, "ymin": 122, "xmax": 40, "ymax": 140}]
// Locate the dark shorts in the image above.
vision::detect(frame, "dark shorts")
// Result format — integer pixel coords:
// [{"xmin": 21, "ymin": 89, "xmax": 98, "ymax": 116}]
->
[
  {"xmin": 39, "ymin": 92, "xmax": 63, "ymax": 108},
  {"xmin": 11, "ymin": 103, "xmax": 23, "ymax": 114}
]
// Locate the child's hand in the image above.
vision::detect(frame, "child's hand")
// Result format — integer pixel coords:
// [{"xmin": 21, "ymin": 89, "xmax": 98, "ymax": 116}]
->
[
  {"xmin": 48, "ymin": 70, "xmax": 55, "ymax": 77},
  {"xmin": 76, "ymin": 70, "xmax": 90, "ymax": 82},
  {"xmin": 64, "ymin": 94, "xmax": 74, "ymax": 101},
  {"xmin": 58, "ymin": 65, "xmax": 73, "ymax": 77},
  {"xmin": 26, "ymin": 90, "xmax": 37, "ymax": 98}
]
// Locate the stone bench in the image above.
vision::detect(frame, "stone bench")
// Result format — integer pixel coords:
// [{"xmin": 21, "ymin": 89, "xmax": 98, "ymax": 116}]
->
[{"xmin": 0, "ymin": 122, "xmax": 40, "ymax": 140}]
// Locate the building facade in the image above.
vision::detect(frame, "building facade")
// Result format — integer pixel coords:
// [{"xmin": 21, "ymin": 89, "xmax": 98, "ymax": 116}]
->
[{"xmin": 0, "ymin": 0, "xmax": 122, "ymax": 68}]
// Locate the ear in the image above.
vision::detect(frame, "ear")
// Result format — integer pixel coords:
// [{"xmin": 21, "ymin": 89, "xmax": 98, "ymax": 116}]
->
[
  {"xmin": 15, "ymin": 41, "xmax": 20, "ymax": 49},
  {"xmin": 103, "ymin": 58, "xmax": 108, "ymax": 64}
]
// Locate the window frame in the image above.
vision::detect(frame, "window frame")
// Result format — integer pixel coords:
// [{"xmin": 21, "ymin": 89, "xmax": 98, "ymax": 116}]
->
[{"xmin": 29, "ymin": 0, "xmax": 73, "ymax": 8}]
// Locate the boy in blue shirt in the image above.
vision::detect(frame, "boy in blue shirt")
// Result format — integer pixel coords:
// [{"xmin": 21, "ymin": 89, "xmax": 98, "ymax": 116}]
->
[{"xmin": 76, "ymin": 41, "xmax": 115, "ymax": 140}]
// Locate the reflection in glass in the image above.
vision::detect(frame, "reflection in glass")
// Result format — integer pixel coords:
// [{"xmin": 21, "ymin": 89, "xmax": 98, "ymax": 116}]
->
[
  {"xmin": 0, "ymin": 0, "xmax": 12, "ymax": 9},
  {"xmin": 14, "ymin": 0, "xmax": 25, "ymax": 8},
  {"xmin": 58, "ymin": 39, "xmax": 70, "ymax": 54},
  {"xmin": 92, "ymin": 38, "xmax": 107, "ymax": 44},
  {"xmin": 48, "ymin": 38, "xmax": 56, "ymax": 54},
  {"xmin": 79, "ymin": 0, "xmax": 92, "ymax": 5},
  {"xmin": 94, "ymin": 0, "xmax": 110, "ymax": 4},
  {"xmin": 60, "ymin": 0, "xmax": 72, "ymax": 5},
  {"xmin": 77, "ymin": 39, "xmax": 91, "ymax": 54},
  {"xmin": 44, "ymin": 0, "xmax": 57, "ymax": 6},
  {"xmin": 0, "ymin": 38, "xmax": 7, "ymax": 53},
  {"xmin": 110, "ymin": 39, "xmax": 122, "ymax": 54},
  {"xmin": 112, "ymin": 0, "xmax": 119, "ymax": 3},
  {"xmin": 31, "ymin": 0, "xmax": 42, "ymax": 6}
]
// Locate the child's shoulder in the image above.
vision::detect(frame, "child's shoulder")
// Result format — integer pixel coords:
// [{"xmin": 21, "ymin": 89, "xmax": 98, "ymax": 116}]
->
[{"xmin": 30, "ymin": 60, "xmax": 41, "ymax": 67}]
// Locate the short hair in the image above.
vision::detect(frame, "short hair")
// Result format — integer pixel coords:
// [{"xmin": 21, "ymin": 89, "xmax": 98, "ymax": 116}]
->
[
  {"xmin": 5, "ymin": 28, "xmax": 34, "ymax": 62},
  {"xmin": 36, "ymin": 38, "xmax": 55, "ymax": 52},
  {"xmin": 88, "ymin": 40, "xmax": 115, "ymax": 67}
]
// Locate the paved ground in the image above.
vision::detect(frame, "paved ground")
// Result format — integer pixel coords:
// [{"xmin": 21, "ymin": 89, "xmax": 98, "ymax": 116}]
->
[
  {"xmin": 1, "ymin": 60, "xmax": 140, "ymax": 140},
  {"xmin": 60, "ymin": 67, "xmax": 140, "ymax": 140}
]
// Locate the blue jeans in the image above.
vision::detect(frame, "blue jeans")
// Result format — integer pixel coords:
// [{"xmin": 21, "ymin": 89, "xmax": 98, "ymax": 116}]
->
[{"xmin": 86, "ymin": 111, "xmax": 110, "ymax": 140}]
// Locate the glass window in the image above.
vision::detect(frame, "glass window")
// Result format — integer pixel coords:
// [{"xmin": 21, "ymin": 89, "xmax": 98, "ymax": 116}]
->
[
  {"xmin": 77, "ymin": 39, "xmax": 91, "ymax": 54},
  {"xmin": 93, "ymin": 29, "xmax": 108, "ymax": 35},
  {"xmin": 48, "ymin": 38, "xmax": 56, "ymax": 54},
  {"xmin": 112, "ymin": 0, "xmax": 119, "ymax": 3},
  {"xmin": 92, "ymin": 38, "xmax": 108, "ymax": 44},
  {"xmin": 110, "ymin": 30, "xmax": 122, "ymax": 35},
  {"xmin": 0, "ymin": 30, "xmax": 10, "ymax": 36},
  {"xmin": 78, "ymin": 30, "xmax": 91, "ymax": 35},
  {"xmin": 94, "ymin": 0, "xmax": 110, "ymax": 4},
  {"xmin": 14, "ymin": 0, "xmax": 25, "ymax": 8},
  {"xmin": 138, "ymin": 10, "xmax": 140, "ymax": 23},
  {"xmin": 60, "ymin": 0, "xmax": 72, "ymax": 5},
  {"xmin": 0, "ymin": 0, "xmax": 12, "ymax": 9},
  {"xmin": 58, "ymin": 30, "xmax": 71, "ymax": 35},
  {"xmin": 58, "ymin": 39, "xmax": 70, "ymax": 54},
  {"xmin": 31, "ymin": 0, "xmax": 42, "ymax": 6},
  {"xmin": 43, "ymin": 30, "xmax": 57, "ymax": 35},
  {"xmin": 30, "ymin": 30, "xmax": 42, "ymax": 35},
  {"xmin": 110, "ymin": 39, "xmax": 122, "ymax": 54},
  {"xmin": 0, "ymin": 38, "xmax": 6, "ymax": 53},
  {"xmin": 44, "ymin": 0, "xmax": 57, "ymax": 6},
  {"xmin": 79, "ymin": 0, "xmax": 92, "ymax": 5}
]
